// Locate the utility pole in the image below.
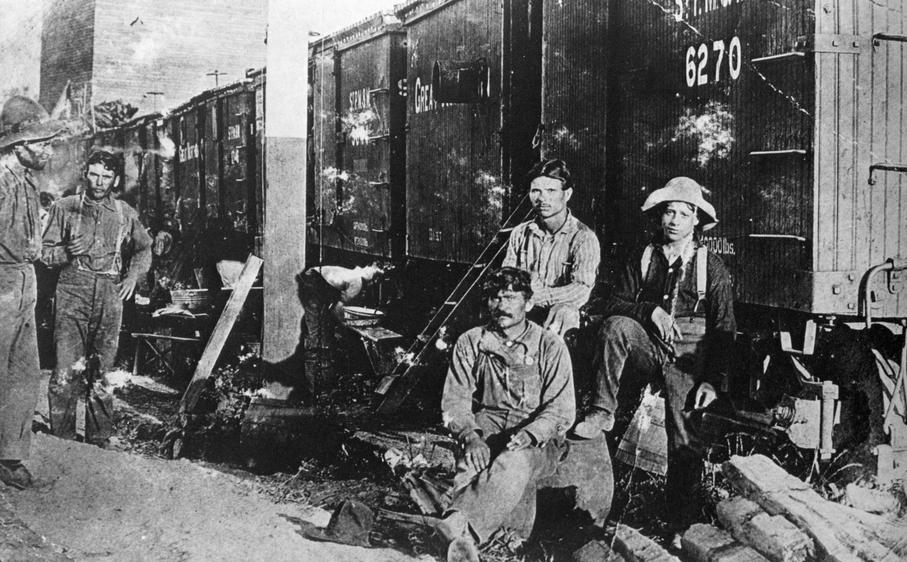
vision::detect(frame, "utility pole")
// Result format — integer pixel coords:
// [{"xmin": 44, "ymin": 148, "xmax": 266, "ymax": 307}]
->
[
  {"xmin": 262, "ymin": 0, "xmax": 309, "ymax": 364},
  {"xmin": 206, "ymin": 69, "xmax": 227, "ymax": 87}
]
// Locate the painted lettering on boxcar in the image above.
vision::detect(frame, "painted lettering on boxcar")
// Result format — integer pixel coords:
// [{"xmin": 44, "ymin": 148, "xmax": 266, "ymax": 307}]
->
[
  {"xmin": 683, "ymin": 36, "xmax": 742, "ymax": 87},
  {"xmin": 673, "ymin": 0, "xmax": 747, "ymax": 20}
]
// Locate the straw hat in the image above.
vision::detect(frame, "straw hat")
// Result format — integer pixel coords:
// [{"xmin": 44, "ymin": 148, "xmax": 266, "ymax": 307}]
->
[{"xmin": 641, "ymin": 176, "xmax": 717, "ymax": 230}]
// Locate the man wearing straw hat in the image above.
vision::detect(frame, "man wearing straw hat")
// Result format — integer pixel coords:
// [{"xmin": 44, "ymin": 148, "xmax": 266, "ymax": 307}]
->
[
  {"xmin": 573, "ymin": 177, "xmax": 736, "ymax": 532},
  {"xmin": 0, "ymin": 96, "xmax": 67, "ymax": 488},
  {"xmin": 503, "ymin": 159, "xmax": 600, "ymax": 338},
  {"xmin": 41, "ymin": 149, "xmax": 152, "ymax": 443}
]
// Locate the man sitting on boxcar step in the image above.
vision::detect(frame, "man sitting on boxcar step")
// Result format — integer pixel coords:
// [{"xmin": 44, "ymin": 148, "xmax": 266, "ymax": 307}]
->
[
  {"xmin": 438, "ymin": 267, "xmax": 575, "ymax": 562},
  {"xmin": 572, "ymin": 177, "xmax": 736, "ymax": 534},
  {"xmin": 503, "ymin": 159, "xmax": 600, "ymax": 338}
]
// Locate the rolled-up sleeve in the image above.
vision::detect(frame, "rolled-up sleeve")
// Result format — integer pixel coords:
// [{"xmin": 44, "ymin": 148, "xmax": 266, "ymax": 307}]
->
[
  {"xmin": 125, "ymin": 214, "xmax": 152, "ymax": 281},
  {"xmin": 441, "ymin": 333, "xmax": 482, "ymax": 441},
  {"xmin": 522, "ymin": 334, "xmax": 576, "ymax": 443},
  {"xmin": 41, "ymin": 202, "xmax": 70, "ymax": 267}
]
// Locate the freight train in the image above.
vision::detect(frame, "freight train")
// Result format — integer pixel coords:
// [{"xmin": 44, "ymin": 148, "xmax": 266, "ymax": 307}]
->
[{"xmin": 56, "ymin": 0, "xmax": 907, "ymax": 476}]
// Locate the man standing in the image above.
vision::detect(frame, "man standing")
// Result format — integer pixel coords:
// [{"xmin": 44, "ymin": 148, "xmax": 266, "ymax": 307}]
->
[
  {"xmin": 42, "ymin": 150, "xmax": 152, "ymax": 441},
  {"xmin": 438, "ymin": 267, "xmax": 575, "ymax": 562},
  {"xmin": 573, "ymin": 177, "xmax": 736, "ymax": 533},
  {"xmin": 296, "ymin": 263, "xmax": 386, "ymax": 400},
  {"xmin": 0, "ymin": 96, "xmax": 66, "ymax": 488},
  {"xmin": 503, "ymin": 159, "xmax": 600, "ymax": 338}
]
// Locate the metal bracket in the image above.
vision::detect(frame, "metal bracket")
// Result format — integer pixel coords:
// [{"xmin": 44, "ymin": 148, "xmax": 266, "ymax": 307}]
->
[
  {"xmin": 869, "ymin": 162, "xmax": 907, "ymax": 185},
  {"xmin": 889, "ymin": 270, "xmax": 905, "ymax": 294},
  {"xmin": 797, "ymin": 34, "xmax": 864, "ymax": 54},
  {"xmin": 873, "ymin": 33, "xmax": 907, "ymax": 45}
]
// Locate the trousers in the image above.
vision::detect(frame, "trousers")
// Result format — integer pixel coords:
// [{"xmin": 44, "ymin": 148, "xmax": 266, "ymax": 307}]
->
[
  {"xmin": 442, "ymin": 411, "xmax": 564, "ymax": 544},
  {"xmin": 50, "ymin": 267, "xmax": 122, "ymax": 441},
  {"xmin": 0, "ymin": 265, "xmax": 40, "ymax": 460},
  {"xmin": 590, "ymin": 315, "xmax": 706, "ymax": 527}
]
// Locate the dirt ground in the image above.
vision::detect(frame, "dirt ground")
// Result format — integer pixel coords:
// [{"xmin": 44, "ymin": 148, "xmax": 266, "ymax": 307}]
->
[{"xmin": 1, "ymin": 433, "xmax": 428, "ymax": 562}]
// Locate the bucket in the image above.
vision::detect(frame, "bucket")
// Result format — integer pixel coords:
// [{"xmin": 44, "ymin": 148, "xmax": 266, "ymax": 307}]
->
[{"xmin": 616, "ymin": 386, "xmax": 668, "ymax": 476}]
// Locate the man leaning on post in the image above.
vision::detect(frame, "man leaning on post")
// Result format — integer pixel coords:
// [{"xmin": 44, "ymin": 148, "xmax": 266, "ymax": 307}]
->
[
  {"xmin": 0, "ymin": 96, "xmax": 67, "ymax": 489},
  {"xmin": 42, "ymin": 150, "xmax": 152, "ymax": 443},
  {"xmin": 438, "ymin": 266, "xmax": 575, "ymax": 562}
]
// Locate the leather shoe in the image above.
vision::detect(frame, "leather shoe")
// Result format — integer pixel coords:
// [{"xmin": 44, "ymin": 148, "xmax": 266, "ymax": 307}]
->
[
  {"xmin": 571, "ymin": 410, "xmax": 614, "ymax": 439},
  {"xmin": 0, "ymin": 461, "xmax": 32, "ymax": 490}
]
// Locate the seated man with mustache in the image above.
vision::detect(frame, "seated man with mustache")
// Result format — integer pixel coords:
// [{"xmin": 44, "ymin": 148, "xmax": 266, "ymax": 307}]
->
[
  {"xmin": 503, "ymin": 159, "xmax": 600, "ymax": 338},
  {"xmin": 438, "ymin": 267, "xmax": 575, "ymax": 562}
]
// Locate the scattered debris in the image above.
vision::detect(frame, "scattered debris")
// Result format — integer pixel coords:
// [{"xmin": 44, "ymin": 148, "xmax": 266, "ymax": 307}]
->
[
  {"xmin": 682, "ymin": 523, "xmax": 768, "ymax": 562},
  {"xmin": 723, "ymin": 454, "xmax": 907, "ymax": 561},
  {"xmin": 843, "ymin": 482, "xmax": 901, "ymax": 516}
]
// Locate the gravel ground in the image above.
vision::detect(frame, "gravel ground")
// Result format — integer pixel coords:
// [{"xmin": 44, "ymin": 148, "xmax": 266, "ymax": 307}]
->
[{"xmin": 1, "ymin": 433, "xmax": 430, "ymax": 562}]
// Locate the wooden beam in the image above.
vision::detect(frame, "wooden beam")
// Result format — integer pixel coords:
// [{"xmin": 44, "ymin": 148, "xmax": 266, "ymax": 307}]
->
[
  {"xmin": 180, "ymin": 255, "xmax": 263, "ymax": 416},
  {"xmin": 262, "ymin": 0, "xmax": 309, "ymax": 363},
  {"xmin": 723, "ymin": 455, "xmax": 906, "ymax": 562}
]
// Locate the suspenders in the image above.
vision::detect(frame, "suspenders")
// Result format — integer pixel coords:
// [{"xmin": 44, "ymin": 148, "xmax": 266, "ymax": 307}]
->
[
  {"xmin": 640, "ymin": 243, "xmax": 707, "ymax": 313},
  {"xmin": 72, "ymin": 195, "xmax": 129, "ymax": 277}
]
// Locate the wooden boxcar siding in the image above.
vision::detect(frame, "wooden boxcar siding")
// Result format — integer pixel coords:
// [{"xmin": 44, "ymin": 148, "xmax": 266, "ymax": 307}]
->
[
  {"xmin": 330, "ymin": 29, "xmax": 407, "ymax": 258},
  {"xmin": 157, "ymin": 119, "xmax": 178, "ymax": 225},
  {"xmin": 175, "ymin": 107, "xmax": 204, "ymax": 230},
  {"xmin": 122, "ymin": 124, "xmax": 145, "ymax": 219},
  {"xmin": 311, "ymin": 44, "xmax": 339, "ymax": 250},
  {"xmin": 541, "ymin": 0, "xmax": 608, "ymax": 232},
  {"xmin": 221, "ymin": 91, "xmax": 256, "ymax": 234},
  {"xmin": 811, "ymin": 0, "xmax": 907, "ymax": 317},
  {"xmin": 404, "ymin": 0, "xmax": 505, "ymax": 263},
  {"xmin": 608, "ymin": 0, "xmax": 815, "ymax": 310},
  {"xmin": 204, "ymin": 97, "xmax": 221, "ymax": 222}
]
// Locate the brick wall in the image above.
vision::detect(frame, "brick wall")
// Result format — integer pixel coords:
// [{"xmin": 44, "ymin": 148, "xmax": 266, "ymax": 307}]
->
[
  {"xmin": 39, "ymin": 0, "xmax": 95, "ymax": 111},
  {"xmin": 91, "ymin": 0, "xmax": 268, "ymax": 113}
]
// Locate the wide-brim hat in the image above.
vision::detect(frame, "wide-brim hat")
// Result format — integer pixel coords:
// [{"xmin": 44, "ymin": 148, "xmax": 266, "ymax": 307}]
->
[
  {"xmin": 302, "ymin": 499, "xmax": 374, "ymax": 547},
  {"xmin": 0, "ymin": 96, "xmax": 68, "ymax": 150},
  {"xmin": 641, "ymin": 176, "xmax": 718, "ymax": 230}
]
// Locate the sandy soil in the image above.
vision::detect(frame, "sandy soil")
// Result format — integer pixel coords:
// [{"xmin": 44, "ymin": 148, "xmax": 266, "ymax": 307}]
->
[{"xmin": 2, "ymin": 433, "xmax": 429, "ymax": 562}]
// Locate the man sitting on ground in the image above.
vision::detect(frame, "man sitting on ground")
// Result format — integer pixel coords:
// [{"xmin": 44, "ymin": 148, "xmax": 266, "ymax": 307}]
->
[{"xmin": 438, "ymin": 267, "xmax": 575, "ymax": 562}]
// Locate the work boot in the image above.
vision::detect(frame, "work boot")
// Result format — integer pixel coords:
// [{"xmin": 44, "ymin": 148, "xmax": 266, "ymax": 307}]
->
[
  {"xmin": 447, "ymin": 536, "xmax": 479, "ymax": 562},
  {"xmin": 571, "ymin": 410, "xmax": 614, "ymax": 439},
  {"xmin": 0, "ymin": 461, "xmax": 33, "ymax": 490}
]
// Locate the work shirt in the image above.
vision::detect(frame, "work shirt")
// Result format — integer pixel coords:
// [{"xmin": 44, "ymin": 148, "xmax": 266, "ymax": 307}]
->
[
  {"xmin": 310, "ymin": 265, "xmax": 367, "ymax": 303},
  {"xmin": 42, "ymin": 193, "xmax": 152, "ymax": 280},
  {"xmin": 0, "ymin": 159, "xmax": 41, "ymax": 266},
  {"xmin": 503, "ymin": 212, "xmax": 600, "ymax": 310},
  {"xmin": 442, "ymin": 321, "xmax": 576, "ymax": 445},
  {"xmin": 600, "ymin": 240, "xmax": 736, "ymax": 383}
]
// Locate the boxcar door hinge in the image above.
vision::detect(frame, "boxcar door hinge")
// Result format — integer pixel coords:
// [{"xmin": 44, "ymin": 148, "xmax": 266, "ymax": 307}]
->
[{"xmin": 796, "ymin": 34, "xmax": 864, "ymax": 54}]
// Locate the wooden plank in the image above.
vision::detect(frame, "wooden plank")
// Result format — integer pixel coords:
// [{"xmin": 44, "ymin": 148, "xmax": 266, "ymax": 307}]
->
[
  {"xmin": 179, "ymin": 255, "xmax": 263, "ymax": 416},
  {"xmin": 716, "ymin": 496, "xmax": 814, "ymax": 562},
  {"xmin": 612, "ymin": 525, "xmax": 679, "ymax": 562},
  {"xmin": 723, "ymin": 455, "xmax": 906, "ymax": 562}
]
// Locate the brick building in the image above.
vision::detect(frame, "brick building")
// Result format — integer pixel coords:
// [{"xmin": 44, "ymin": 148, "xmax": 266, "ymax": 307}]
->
[{"xmin": 40, "ymin": 0, "xmax": 268, "ymax": 115}]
